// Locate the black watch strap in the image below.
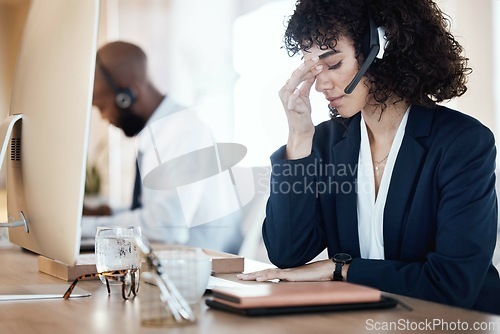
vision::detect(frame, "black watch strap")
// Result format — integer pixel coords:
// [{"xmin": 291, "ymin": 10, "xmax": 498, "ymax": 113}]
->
[{"xmin": 333, "ymin": 261, "xmax": 344, "ymax": 281}]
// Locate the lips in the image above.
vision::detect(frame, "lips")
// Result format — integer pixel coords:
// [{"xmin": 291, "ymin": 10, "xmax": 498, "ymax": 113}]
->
[{"xmin": 327, "ymin": 95, "xmax": 344, "ymax": 108}]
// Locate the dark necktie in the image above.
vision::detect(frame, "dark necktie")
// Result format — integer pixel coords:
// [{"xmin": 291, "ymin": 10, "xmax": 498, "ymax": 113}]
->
[{"xmin": 131, "ymin": 158, "xmax": 142, "ymax": 210}]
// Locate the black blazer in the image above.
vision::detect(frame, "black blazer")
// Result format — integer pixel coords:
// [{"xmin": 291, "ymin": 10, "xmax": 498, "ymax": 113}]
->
[{"xmin": 263, "ymin": 105, "xmax": 500, "ymax": 314}]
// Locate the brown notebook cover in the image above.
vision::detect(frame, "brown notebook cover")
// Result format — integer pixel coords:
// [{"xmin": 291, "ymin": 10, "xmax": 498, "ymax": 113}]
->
[{"xmin": 212, "ymin": 281, "xmax": 381, "ymax": 309}]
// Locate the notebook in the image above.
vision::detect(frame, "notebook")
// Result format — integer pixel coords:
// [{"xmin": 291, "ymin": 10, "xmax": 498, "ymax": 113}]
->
[{"xmin": 206, "ymin": 281, "xmax": 398, "ymax": 316}]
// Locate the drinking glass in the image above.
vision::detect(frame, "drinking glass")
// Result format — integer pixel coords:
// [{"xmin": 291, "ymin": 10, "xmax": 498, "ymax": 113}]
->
[
  {"xmin": 157, "ymin": 248, "xmax": 212, "ymax": 304},
  {"xmin": 139, "ymin": 247, "xmax": 211, "ymax": 327},
  {"xmin": 95, "ymin": 226, "xmax": 142, "ymax": 284}
]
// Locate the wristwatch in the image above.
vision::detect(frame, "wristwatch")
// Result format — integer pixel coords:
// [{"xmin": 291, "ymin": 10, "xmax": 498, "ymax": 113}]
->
[{"xmin": 332, "ymin": 253, "xmax": 352, "ymax": 281}]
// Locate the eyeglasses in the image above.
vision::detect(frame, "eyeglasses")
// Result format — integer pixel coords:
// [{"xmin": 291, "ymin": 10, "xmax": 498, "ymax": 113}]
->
[{"xmin": 63, "ymin": 268, "xmax": 140, "ymax": 300}]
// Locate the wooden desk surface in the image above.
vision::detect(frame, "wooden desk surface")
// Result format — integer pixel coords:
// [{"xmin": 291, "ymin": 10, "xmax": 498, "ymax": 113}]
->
[{"xmin": 0, "ymin": 245, "xmax": 499, "ymax": 334}]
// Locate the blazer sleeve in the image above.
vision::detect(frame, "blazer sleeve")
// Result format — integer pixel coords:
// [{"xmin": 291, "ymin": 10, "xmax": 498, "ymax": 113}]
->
[
  {"xmin": 347, "ymin": 124, "xmax": 498, "ymax": 308},
  {"xmin": 262, "ymin": 145, "xmax": 328, "ymax": 268}
]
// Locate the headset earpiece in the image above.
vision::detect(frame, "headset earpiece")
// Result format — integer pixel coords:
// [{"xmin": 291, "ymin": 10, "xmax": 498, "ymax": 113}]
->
[
  {"xmin": 344, "ymin": 9, "xmax": 388, "ymax": 94},
  {"xmin": 96, "ymin": 56, "xmax": 137, "ymax": 109},
  {"xmin": 115, "ymin": 88, "xmax": 135, "ymax": 109}
]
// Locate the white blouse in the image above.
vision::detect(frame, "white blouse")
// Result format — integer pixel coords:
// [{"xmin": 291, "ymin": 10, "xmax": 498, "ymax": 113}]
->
[{"xmin": 357, "ymin": 110, "xmax": 409, "ymax": 259}]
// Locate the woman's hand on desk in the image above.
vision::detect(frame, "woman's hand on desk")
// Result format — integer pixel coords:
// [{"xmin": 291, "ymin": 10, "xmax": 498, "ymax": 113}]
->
[{"xmin": 237, "ymin": 259, "xmax": 347, "ymax": 282}]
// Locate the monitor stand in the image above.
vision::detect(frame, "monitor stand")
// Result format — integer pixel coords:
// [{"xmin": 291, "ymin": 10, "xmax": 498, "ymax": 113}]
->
[{"xmin": 0, "ymin": 114, "xmax": 28, "ymax": 232}]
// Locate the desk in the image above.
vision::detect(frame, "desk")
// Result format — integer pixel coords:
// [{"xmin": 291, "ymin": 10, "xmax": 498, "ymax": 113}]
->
[{"xmin": 0, "ymin": 245, "xmax": 499, "ymax": 334}]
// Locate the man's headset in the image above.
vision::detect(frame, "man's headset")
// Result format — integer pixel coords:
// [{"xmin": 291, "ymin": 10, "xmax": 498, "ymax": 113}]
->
[
  {"xmin": 344, "ymin": 9, "xmax": 388, "ymax": 94},
  {"xmin": 96, "ymin": 56, "xmax": 137, "ymax": 109}
]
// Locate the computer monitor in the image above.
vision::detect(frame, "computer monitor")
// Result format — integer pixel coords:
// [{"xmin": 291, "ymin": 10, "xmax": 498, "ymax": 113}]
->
[{"xmin": 0, "ymin": 0, "xmax": 99, "ymax": 266}]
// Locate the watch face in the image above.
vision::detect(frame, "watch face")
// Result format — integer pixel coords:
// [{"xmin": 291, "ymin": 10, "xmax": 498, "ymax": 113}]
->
[{"xmin": 334, "ymin": 253, "xmax": 352, "ymax": 264}]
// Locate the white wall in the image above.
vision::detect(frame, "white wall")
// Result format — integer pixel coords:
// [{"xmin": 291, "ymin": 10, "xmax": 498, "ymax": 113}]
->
[{"xmin": 436, "ymin": 0, "xmax": 496, "ymax": 130}]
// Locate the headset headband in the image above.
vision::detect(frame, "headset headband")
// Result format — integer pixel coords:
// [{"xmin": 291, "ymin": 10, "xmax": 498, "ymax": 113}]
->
[{"xmin": 96, "ymin": 55, "xmax": 119, "ymax": 93}]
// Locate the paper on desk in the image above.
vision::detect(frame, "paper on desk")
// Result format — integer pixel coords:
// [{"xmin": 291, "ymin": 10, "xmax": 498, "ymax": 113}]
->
[
  {"xmin": 0, "ymin": 284, "xmax": 90, "ymax": 301},
  {"xmin": 75, "ymin": 253, "xmax": 96, "ymax": 265},
  {"xmin": 207, "ymin": 276, "xmax": 248, "ymax": 290}
]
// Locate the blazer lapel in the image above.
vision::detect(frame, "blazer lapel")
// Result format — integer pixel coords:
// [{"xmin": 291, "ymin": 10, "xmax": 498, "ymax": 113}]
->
[
  {"xmin": 383, "ymin": 105, "xmax": 433, "ymax": 259},
  {"xmin": 332, "ymin": 114, "xmax": 362, "ymax": 257}
]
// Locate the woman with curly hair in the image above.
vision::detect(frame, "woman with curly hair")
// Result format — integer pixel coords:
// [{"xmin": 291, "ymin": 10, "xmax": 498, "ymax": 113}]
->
[{"xmin": 238, "ymin": 0, "xmax": 499, "ymax": 313}]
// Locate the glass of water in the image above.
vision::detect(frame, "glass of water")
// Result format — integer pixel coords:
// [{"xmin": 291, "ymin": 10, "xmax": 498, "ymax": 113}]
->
[{"xmin": 95, "ymin": 226, "xmax": 142, "ymax": 285}]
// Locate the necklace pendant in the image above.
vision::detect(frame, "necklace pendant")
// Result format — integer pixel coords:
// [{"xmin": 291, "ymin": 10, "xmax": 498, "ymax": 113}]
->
[{"xmin": 375, "ymin": 165, "xmax": 379, "ymax": 171}]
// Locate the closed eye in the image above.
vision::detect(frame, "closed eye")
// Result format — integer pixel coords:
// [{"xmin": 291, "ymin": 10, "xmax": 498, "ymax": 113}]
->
[{"xmin": 328, "ymin": 61, "xmax": 342, "ymax": 70}]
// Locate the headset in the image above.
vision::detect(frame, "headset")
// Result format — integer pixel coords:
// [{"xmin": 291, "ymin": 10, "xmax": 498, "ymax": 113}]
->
[
  {"xmin": 343, "ymin": 9, "xmax": 388, "ymax": 94},
  {"xmin": 96, "ymin": 56, "xmax": 137, "ymax": 109}
]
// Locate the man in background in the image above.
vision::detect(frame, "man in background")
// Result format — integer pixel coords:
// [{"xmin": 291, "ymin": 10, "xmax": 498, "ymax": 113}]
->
[{"xmin": 82, "ymin": 41, "xmax": 242, "ymax": 254}]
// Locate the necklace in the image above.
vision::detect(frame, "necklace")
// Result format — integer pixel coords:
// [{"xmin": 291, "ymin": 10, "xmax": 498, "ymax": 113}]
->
[{"xmin": 373, "ymin": 154, "xmax": 389, "ymax": 172}]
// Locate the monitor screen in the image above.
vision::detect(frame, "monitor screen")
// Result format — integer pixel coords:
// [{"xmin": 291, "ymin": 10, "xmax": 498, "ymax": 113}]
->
[{"xmin": 2, "ymin": 0, "xmax": 99, "ymax": 266}]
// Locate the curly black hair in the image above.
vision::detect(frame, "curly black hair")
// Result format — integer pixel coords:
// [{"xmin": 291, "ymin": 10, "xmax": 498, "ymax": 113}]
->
[{"xmin": 284, "ymin": 0, "xmax": 471, "ymax": 107}]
